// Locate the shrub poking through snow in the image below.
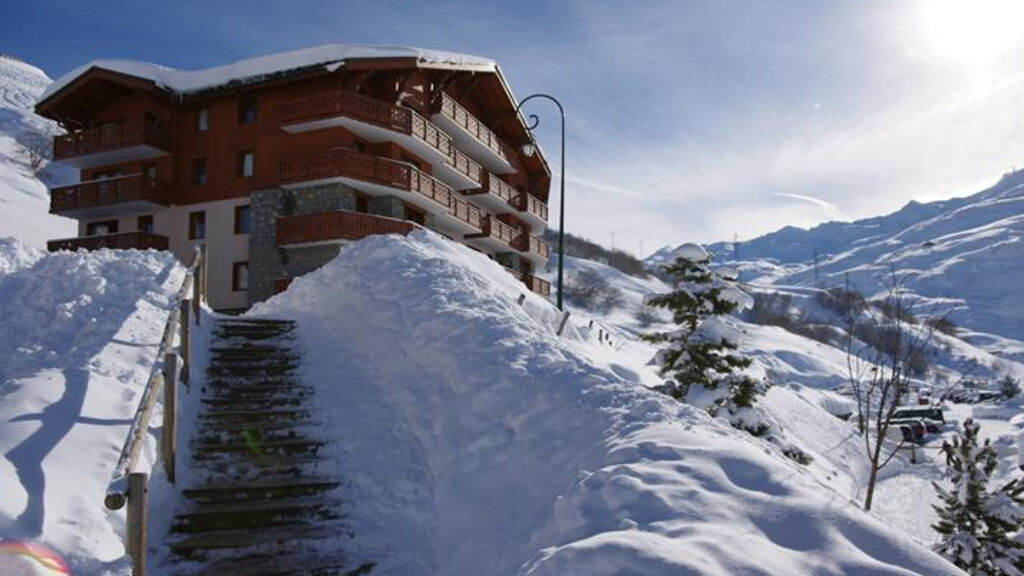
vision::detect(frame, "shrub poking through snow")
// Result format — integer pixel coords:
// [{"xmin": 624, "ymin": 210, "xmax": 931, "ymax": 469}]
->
[
  {"xmin": 1000, "ymin": 376, "xmax": 1021, "ymax": 400},
  {"xmin": 564, "ymin": 268, "xmax": 625, "ymax": 313},
  {"xmin": 643, "ymin": 243, "xmax": 766, "ymax": 433},
  {"xmin": 932, "ymin": 419, "xmax": 1024, "ymax": 575}
]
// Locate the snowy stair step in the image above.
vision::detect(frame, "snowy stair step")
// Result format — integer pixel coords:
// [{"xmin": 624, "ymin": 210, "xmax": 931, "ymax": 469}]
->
[{"xmin": 163, "ymin": 318, "xmax": 360, "ymax": 573}]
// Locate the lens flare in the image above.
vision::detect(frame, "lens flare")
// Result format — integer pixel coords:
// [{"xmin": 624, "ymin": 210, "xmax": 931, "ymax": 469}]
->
[{"xmin": 0, "ymin": 541, "xmax": 70, "ymax": 575}]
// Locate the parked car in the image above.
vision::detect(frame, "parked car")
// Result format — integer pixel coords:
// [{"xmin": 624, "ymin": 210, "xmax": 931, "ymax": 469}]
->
[
  {"xmin": 892, "ymin": 407, "xmax": 944, "ymax": 432},
  {"xmin": 885, "ymin": 424, "xmax": 917, "ymax": 444},
  {"xmin": 888, "ymin": 419, "xmax": 927, "ymax": 442}
]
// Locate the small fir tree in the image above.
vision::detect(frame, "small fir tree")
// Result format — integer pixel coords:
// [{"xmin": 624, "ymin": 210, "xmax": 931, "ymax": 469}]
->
[
  {"xmin": 643, "ymin": 245, "xmax": 763, "ymax": 429},
  {"xmin": 1000, "ymin": 376, "xmax": 1021, "ymax": 400},
  {"xmin": 933, "ymin": 418, "xmax": 1024, "ymax": 575}
]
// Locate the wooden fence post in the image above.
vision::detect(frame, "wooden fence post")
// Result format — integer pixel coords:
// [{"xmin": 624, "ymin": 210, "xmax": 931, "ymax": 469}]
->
[
  {"xmin": 179, "ymin": 299, "xmax": 190, "ymax": 386},
  {"xmin": 161, "ymin": 354, "xmax": 178, "ymax": 484},
  {"xmin": 127, "ymin": 472, "xmax": 148, "ymax": 576},
  {"xmin": 556, "ymin": 310, "xmax": 572, "ymax": 336}
]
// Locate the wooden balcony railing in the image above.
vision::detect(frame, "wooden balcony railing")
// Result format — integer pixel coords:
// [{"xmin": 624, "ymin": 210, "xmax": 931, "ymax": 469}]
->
[
  {"xmin": 477, "ymin": 215, "xmax": 520, "ymax": 246},
  {"xmin": 449, "ymin": 196, "xmax": 484, "ymax": 230},
  {"xmin": 47, "ymin": 232, "xmax": 170, "ymax": 252},
  {"xmin": 486, "ymin": 173, "xmax": 521, "ymax": 205},
  {"xmin": 515, "ymin": 233, "xmax": 551, "ymax": 260},
  {"xmin": 410, "ymin": 113, "xmax": 452, "ymax": 157},
  {"xmin": 276, "ymin": 210, "xmax": 416, "ymax": 247},
  {"xmin": 448, "ymin": 148, "xmax": 484, "ymax": 186},
  {"xmin": 524, "ymin": 274, "xmax": 551, "ymax": 297},
  {"xmin": 50, "ymin": 174, "xmax": 170, "ymax": 215},
  {"xmin": 434, "ymin": 92, "xmax": 511, "ymax": 164},
  {"xmin": 279, "ymin": 90, "xmax": 484, "ymax": 186},
  {"xmin": 53, "ymin": 119, "xmax": 170, "ymax": 161},
  {"xmin": 280, "ymin": 149, "xmax": 453, "ymax": 211},
  {"xmin": 279, "ymin": 90, "xmax": 411, "ymax": 133},
  {"xmin": 515, "ymin": 192, "xmax": 549, "ymax": 223}
]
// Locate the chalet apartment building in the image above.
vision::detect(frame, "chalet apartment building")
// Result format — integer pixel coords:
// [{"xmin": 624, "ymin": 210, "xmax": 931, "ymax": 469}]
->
[{"xmin": 37, "ymin": 45, "xmax": 552, "ymax": 310}]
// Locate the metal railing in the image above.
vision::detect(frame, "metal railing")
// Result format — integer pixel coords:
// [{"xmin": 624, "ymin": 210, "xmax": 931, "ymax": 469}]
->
[{"xmin": 103, "ymin": 246, "xmax": 206, "ymax": 576}]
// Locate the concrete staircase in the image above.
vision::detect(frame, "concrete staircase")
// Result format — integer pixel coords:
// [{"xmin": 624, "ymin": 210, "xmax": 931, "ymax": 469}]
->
[{"xmin": 164, "ymin": 318, "xmax": 372, "ymax": 576}]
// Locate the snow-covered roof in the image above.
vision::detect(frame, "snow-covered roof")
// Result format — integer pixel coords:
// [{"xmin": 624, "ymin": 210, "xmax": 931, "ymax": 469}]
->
[{"xmin": 39, "ymin": 44, "xmax": 498, "ymax": 103}]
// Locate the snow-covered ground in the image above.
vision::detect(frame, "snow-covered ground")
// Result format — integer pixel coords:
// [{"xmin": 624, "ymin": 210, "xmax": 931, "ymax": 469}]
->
[
  {"xmin": 0, "ymin": 241, "xmax": 184, "ymax": 574},
  {"xmin": 243, "ymin": 230, "xmax": 962, "ymax": 575},
  {"xmin": 0, "ymin": 55, "xmax": 75, "ymax": 247}
]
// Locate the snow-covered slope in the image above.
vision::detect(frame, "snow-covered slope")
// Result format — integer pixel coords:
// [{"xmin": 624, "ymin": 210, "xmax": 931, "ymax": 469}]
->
[
  {"xmin": 647, "ymin": 169, "xmax": 1024, "ymax": 346},
  {"xmin": 248, "ymin": 230, "xmax": 960, "ymax": 576},
  {"xmin": 0, "ymin": 55, "xmax": 75, "ymax": 248},
  {"xmin": 0, "ymin": 241, "xmax": 184, "ymax": 574}
]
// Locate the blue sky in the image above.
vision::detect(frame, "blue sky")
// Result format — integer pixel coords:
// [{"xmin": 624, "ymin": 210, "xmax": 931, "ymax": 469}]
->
[{"xmin": 7, "ymin": 0, "xmax": 1024, "ymax": 255}]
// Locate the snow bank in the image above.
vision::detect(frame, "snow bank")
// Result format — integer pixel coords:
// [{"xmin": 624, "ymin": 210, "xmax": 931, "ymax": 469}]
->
[
  {"xmin": 252, "ymin": 230, "xmax": 959, "ymax": 575},
  {"xmin": 0, "ymin": 244, "xmax": 184, "ymax": 574},
  {"xmin": 41, "ymin": 44, "xmax": 496, "ymax": 103}
]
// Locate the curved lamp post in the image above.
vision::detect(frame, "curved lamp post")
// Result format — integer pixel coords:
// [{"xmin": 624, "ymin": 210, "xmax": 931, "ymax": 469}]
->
[{"xmin": 515, "ymin": 93, "xmax": 565, "ymax": 310}]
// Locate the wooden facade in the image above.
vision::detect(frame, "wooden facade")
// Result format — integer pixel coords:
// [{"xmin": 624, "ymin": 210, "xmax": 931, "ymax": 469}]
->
[{"xmin": 37, "ymin": 46, "xmax": 552, "ymax": 307}]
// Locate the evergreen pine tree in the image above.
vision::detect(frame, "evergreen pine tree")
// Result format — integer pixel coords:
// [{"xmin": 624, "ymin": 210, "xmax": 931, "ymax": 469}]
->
[
  {"xmin": 933, "ymin": 418, "xmax": 1024, "ymax": 575},
  {"xmin": 643, "ymin": 246, "xmax": 763, "ymax": 428}
]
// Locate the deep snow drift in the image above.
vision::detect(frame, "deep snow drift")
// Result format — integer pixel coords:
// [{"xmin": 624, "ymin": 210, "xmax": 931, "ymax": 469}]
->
[
  {"xmin": 251, "ymin": 230, "xmax": 960, "ymax": 575},
  {"xmin": 0, "ymin": 242, "xmax": 184, "ymax": 574},
  {"xmin": 0, "ymin": 55, "xmax": 75, "ymax": 247}
]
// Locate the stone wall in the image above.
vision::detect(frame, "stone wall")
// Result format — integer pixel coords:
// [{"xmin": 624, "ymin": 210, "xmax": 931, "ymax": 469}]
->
[{"xmin": 249, "ymin": 183, "xmax": 358, "ymax": 303}]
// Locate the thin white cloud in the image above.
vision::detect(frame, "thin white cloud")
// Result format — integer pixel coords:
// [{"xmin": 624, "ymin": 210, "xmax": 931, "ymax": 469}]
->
[{"xmin": 772, "ymin": 193, "xmax": 847, "ymax": 222}]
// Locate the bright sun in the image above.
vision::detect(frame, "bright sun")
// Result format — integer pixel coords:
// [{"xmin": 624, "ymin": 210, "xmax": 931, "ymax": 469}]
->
[{"xmin": 920, "ymin": 0, "xmax": 1024, "ymax": 67}]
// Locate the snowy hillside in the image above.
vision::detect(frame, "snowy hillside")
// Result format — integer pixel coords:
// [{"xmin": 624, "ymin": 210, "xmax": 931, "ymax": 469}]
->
[
  {"xmin": 0, "ymin": 55, "xmax": 75, "ymax": 247},
  {"xmin": 0, "ymin": 240, "xmax": 184, "ymax": 574},
  {"xmin": 245, "ymin": 230, "xmax": 961, "ymax": 575},
  {"xmin": 648, "ymin": 169, "xmax": 1024, "ymax": 347}
]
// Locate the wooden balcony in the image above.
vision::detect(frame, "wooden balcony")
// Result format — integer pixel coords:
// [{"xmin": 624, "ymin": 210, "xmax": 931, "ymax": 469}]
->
[
  {"xmin": 278, "ymin": 90, "xmax": 482, "ymax": 190},
  {"xmin": 53, "ymin": 119, "xmax": 170, "ymax": 169},
  {"xmin": 279, "ymin": 148, "xmax": 453, "ymax": 214},
  {"xmin": 515, "ymin": 233, "xmax": 551, "ymax": 265},
  {"xmin": 431, "ymin": 92, "xmax": 516, "ymax": 174},
  {"xmin": 449, "ymin": 196, "xmax": 484, "ymax": 232},
  {"xmin": 465, "ymin": 214, "xmax": 520, "ymax": 252},
  {"xmin": 276, "ymin": 210, "xmax": 416, "ymax": 248},
  {"xmin": 47, "ymin": 231, "xmax": 169, "ymax": 252},
  {"xmin": 524, "ymin": 274, "xmax": 551, "ymax": 298},
  {"xmin": 464, "ymin": 174, "xmax": 547, "ymax": 232},
  {"xmin": 50, "ymin": 174, "xmax": 170, "ymax": 218}
]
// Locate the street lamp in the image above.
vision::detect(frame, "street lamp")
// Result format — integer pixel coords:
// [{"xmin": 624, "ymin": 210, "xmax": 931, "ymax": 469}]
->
[{"xmin": 515, "ymin": 93, "xmax": 565, "ymax": 311}]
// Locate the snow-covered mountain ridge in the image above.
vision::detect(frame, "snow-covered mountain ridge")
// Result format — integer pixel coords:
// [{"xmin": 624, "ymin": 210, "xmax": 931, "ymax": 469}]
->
[
  {"xmin": 649, "ymin": 170, "xmax": 1024, "ymax": 347},
  {"xmin": 0, "ymin": 55, "xmax": 75, "ymax": 247}
]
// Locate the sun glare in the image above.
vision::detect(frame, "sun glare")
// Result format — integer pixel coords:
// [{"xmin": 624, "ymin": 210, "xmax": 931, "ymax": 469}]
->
[{"xmin": 920, "ymin": 0, "xmax": 1024, "ymax": 67}]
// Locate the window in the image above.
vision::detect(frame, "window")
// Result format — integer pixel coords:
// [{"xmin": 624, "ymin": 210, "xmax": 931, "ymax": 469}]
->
[
  {"xmin": 238, "ymin": 95, "xmax": 258, "ymax": 124},
  {"xmin": 137, "ymin": 215, "xmax": 154, "ymax": 234},
  {"xmin": 143, "ymin": 164, "xmax": 157, "ymax": 179},
  {"xmin": 406, "ymin": 206, "xmax": 426, "ymax": 226},
  {"xmin": 238, "ymin": 151, "xmax": 254, "ymax": 178},
  {"xmin": 197, "ymin": 108, "xmax": 209, "ymax": 132},
  {"xmin": 355, "ymin": 194, "xmax": 369, "ymax": 213},
  {"xmin": 188, "ymin": 211, "xmax": 206, "ymax": 240},
  {"xmin": 351, "ymin": 140, "xmax": 367, "ymax": 154},
  {"xmin": 191, "ymin": 158, "xmax": 207, "ymax": 185},
  {"xmin": 232, "ymin": 262, "xmax": 249, "ymax": 291},
  {"xmin": 234, "ymin": 205, "xmax": 252, "ymax": 234},
  {"xmin": 86, "ymin": 220, "xmax": 118, "ymax": 236}
]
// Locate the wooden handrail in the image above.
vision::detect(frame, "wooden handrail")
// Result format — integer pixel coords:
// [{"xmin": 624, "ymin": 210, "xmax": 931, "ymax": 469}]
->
[{"xmin": 103, "ymin": 245, "xmax": 206, "ymax": 576}]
